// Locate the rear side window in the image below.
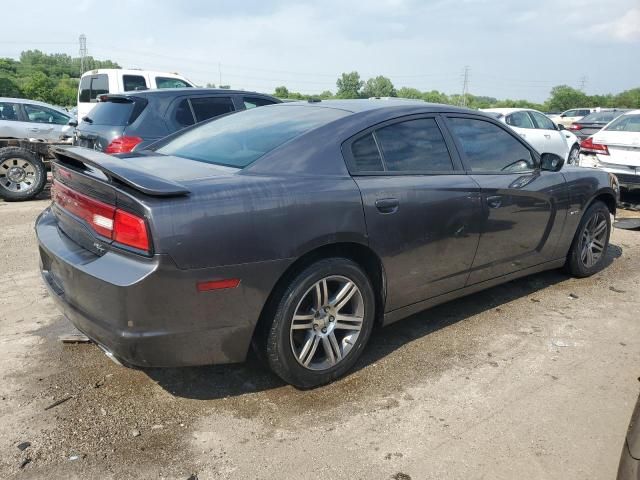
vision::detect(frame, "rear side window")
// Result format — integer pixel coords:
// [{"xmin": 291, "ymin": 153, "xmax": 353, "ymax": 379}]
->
[
  {"xmin": 605, "ymin": 114, "xmax": 640, "ymax": 132},
  {"xmin": 244, "ymin": 96, "xmax": 277, "ymax": 109},
  {"xmin": 506, "ymin": 111, "xmax": 534, "ymax": 129},
  {"xmin": 123, "ymin": 75, "xmax": 147, "ymax": 91},
  {"xmin": 190, "ymin": 97, "xmax": 235, "ymax": 122},
  {"xmin": 0, "ymin": 102, "xmax": 20, "ymax": 121},
  {"xmin": 351, "ymin": 134, "xmax": 384, "ymax": 171},
  {"xmin": 156, "ymin": 77, "xmax": 192, "ymax": 89},
  {"xmin": 582, "ymin": 112, "xmax": 620, "ymax": 123},
  {"xmin": 448, "ymin": 117, "xmax": 534, "ymax": 172},
  {"xmin": 79, "ymin": 74, "xmax": 109, "ymax": 103},
  {"xmin": 174, "ymin": 99, "xmax": 195, "ymax": 128},
  {"xmin": 156, "ymin": 105, "xmax": 347, "ymax": 168},
  {"xmin": 84, "ymin": 100, "xmax": 141, "ymax": 126}
]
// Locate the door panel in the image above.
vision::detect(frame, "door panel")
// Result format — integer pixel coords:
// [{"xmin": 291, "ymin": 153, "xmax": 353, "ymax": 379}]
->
[
  {"xmin": 528, "ymin": 111, "xmax": 568, "ymax": 158},
  {"xmin": 356, "ymin": 175, "xmax": 482, "ymax": 310}
]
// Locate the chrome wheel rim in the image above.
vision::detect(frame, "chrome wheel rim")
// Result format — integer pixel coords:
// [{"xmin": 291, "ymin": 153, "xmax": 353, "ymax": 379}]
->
[
  {"xmin": 569, "ymin": 146, "xmax": 579, "ymax": 165},
  {"xmin": 290, "ymin": 275, "xmax": 364, "ymax": 371},
  {"xmin": 579, "ymin": 211, "xmax": 607, "ymax": 268},
  {"xmin": 0, "ymin": 158, "xmax": 37, "ymax": 192}
]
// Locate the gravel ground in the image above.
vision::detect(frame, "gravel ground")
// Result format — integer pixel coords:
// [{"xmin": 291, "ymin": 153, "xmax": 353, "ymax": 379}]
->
[{"xmin": 1, "ymin": 191, "xmax": 639, "ymax": 480}]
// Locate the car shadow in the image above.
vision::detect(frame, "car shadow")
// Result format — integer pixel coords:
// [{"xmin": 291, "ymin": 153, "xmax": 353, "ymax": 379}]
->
[{"xmin": 145, "ymin": 243, "xmax": 622, "ymax": 400}]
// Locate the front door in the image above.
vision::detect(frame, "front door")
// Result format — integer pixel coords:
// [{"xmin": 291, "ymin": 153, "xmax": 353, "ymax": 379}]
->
[
  {"xmin": 343, "ymin": 115, "xmax": 482, "ymax": 312},
  {"xmin": 528, "ymin": 110, "xmax": 569, "ymax": 159},
  {"xmin": 444, "ymin": 115, "xmax": 568, "ymax": 284}
]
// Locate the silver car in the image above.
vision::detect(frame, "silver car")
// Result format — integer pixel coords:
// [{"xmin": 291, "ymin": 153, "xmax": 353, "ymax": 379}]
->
[{"xmin": 0, "ymin": 97, "xmax": 72, "ymax": 142}]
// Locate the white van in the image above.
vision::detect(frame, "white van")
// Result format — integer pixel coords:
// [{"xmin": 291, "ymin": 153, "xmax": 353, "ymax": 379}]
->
[{"xmin": 77, "ymin": 69, "xmax": 195, "ymax": 120}]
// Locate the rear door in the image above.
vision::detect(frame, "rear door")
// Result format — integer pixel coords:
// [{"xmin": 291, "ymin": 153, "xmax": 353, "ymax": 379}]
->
[
  {"xmin": 345, "ymin": 115, "xmax": 482, "ymax": 311},
  {"xmin": 444, "ymin": 114, "xmax": 568, "ymax": 284},
  {"xmin": 0, "ymin": 101, "xmax": 32, "ymax": 138}
]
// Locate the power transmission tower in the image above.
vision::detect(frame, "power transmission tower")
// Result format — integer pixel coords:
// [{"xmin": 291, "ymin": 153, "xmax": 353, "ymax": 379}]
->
[
  {"xmin": 578, "ymin": 75, "xmax": 588, "ymax": 92},
  {"xmin": 460, "ymin": 66, "xmax": 470, "ymax": 107},
  {"xmin": 79, "ymin": 34, "xmax": 87, "ymax": 74}
]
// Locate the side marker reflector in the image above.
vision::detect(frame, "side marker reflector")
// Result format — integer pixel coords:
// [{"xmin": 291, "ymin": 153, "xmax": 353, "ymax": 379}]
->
[{"xmin": 197, "ymin": 279, "xmax": 241, "ymax": 292}]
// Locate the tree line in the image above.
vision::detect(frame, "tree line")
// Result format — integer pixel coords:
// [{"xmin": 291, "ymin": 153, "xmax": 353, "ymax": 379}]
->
[{"xmin": 1, "ymin": 51, "xmax": 638, "ymax": 112}]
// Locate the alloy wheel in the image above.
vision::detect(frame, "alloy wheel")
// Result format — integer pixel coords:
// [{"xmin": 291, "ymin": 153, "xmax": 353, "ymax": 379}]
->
[
  {"xmin": 290, "ymin": 275, "xmax": 364, "ymax": 371},
  {"xmin": 579, "ymin": 211, "xmax": 608, "ymax": 268},
  {"xmin": 0, "ymin": 157, "xmax": 37, "ymax": 193}
]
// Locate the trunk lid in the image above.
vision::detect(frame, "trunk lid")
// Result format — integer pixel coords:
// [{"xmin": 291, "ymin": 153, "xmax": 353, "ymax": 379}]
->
[{"xmin": 593, "ymin": 131, "xmax": 640, "ymax": 167}]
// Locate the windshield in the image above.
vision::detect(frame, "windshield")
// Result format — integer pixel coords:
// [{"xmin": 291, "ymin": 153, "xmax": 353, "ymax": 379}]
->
[
  {"xmin": 605, "ymin": 114, "xmax": 640, "ymax": 132},
  {"xmin": 156, "ymin": 105, "xmax": 348, "ymax": 168},
  {"xmin": 581, "ymin": 111, "xmax": 624, "ymax": 123}
]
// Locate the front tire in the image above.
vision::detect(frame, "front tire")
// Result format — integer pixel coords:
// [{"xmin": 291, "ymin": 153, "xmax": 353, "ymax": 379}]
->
[
  {"xmin": 0, "ymin": 147, "xmax": 47, "ymax": 201},
  {"xmin": 568, "ymin": 144, "xmax": 580, "ymax": 165},
  {"xmin": 565, "ymin": 201, "xmax": 611, "ymax": 277},
  {"xmin": 262, "ymin": 258, "xmax": 376, "ymax": 388}
]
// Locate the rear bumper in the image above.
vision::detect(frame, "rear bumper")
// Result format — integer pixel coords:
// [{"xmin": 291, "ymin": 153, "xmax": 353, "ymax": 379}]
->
[
  {"xmin": 36, "ymin": 207, "xmax": 289, "ymax": 367},
  {"xmin": 578, "ymin": 154, "xmax": 640, "ymax": 189}
]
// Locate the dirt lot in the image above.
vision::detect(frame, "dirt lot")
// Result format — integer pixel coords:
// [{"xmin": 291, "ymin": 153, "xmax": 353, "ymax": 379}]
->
[{"xmin": 1, "ymin": 191, "xmax": 639, "ymax": 480}]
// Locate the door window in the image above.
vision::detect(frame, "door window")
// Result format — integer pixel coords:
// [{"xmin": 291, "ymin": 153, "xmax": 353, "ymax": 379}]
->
[
  {"xmin": 505, "ymin": 111, "xmax": 534, "ymax": 129},
  {"xmin": 243, "ymin": 96, "xmax": 277, "ymax": 109},
  {"xmin": 79, "ymin": 74, "xmax": 109, "ymax": 103},
  {"xmin": 156, "ymin": 77, "xmax": 192, "ymax": 89},
  {"xmin": 529, "ymin": 111, "xmax": 556, "ymax": 130},
  {"xmin": 123, "ymin": 75, "xmax": 147, "ymax": 91},
  {"xmin": 173, "ymin": 99, "xmax": 195, "ymax": 128},
  {"xmin": 448, "ymin": 117, "xmax": 534, "ymax": 173},
  {"xmin": 189, "ymin": 97, "xmax": 235, "ymax": 123},
  {"xmin": 351, "ymin": 133, "xmax": 384, "ymax": 171},
  {"xmin": 0, "ymin": 102, "xmax": 20, "ymax": 121},
  {"xmin": 23, "ymin": 105, "xmax": 69, "ymax": 125}
]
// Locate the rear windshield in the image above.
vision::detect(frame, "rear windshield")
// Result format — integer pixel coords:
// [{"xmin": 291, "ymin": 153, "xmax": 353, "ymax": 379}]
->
[
  {"xmin": 84, "ymin": 100, "xmax": 137, "ymax": 125},
  {"xmin": 605, "ymin": 114, "xmax": 640, "ymax": 133},
  {"xmin": 79, "ymin": 74, "xmax": 108, "ymax": 103},
  {"xmin": 581, "ymin": 111, "xmax": 623, "ymax": 123},
  {"xmin": 156, "ymin": 105, "xmax": 348, "ymax": 168}
]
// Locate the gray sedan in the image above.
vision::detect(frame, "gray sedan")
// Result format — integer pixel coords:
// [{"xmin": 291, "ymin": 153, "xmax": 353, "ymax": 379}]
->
[
  {"xmin": 0, "ymin": 97, "xmax": 72, "ymax": 142},
  {"xmin": 36, "ymin": 100, "xmax": 618, "ymax": 388}
]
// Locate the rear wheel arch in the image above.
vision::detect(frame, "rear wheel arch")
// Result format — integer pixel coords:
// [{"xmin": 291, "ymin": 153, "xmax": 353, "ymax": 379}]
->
[
  {"xmin": 588, "ymin": 190, "xmax": 616, "ymax": 217},
  {"xmin": 252, "ymin": 242, "xmax": 386, "ymax": 350}
]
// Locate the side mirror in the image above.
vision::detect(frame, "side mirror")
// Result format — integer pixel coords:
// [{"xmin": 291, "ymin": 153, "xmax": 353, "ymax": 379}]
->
[
  {"xmin": 540, "ymin": 153, "xmax": 565, "ymax": 172},
  {"xmin": 556, "ymin": 123, "xmax": 566, "ymax": 131},
  {"xmin": 560, "ymin": 114, "xmax": 566, "ymax": 118},
  {"xmin": 67, "ymin": 119, "xmax": 78, "ymax": 127}
]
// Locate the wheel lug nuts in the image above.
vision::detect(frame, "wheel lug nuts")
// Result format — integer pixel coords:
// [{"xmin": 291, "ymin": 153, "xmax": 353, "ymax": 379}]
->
[
  {"xmin": 329, "ymin": 316, "xmax": 335, "ymax": 322},
  {"xmin": 321, "ymin": 327, "xmax": 327, "ymax": 333}
]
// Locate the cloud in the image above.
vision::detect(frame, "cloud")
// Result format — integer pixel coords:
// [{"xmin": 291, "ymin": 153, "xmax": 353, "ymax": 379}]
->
[{"xmin": 591, "ymin": 7, "xmax": 640, "ymax": 42}]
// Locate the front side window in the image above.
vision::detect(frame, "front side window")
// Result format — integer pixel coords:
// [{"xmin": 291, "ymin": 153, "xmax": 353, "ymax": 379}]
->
[
  {"xmin": 0, "ymin": 102, "xmax": 20, "ymax": 121},
  {"xmin": 123, "ymin": 75, "xmax": 147, "ymax": 91},
  {"xmin": 448, "ymin": 117, "xmax": 534, "ymax": 173},
  {"xmin": 244, "ymin": 96, "xmax": 277, "ymax": 109},
  {"xmin": 529, "ymin": 111, "xmax": 556, "ymax": 130},
  {"xmin": 156, "ymin": 77, "xmax": 192, "ymax": 89},
  {"xmin": 605, "ymin": 114, "xmax": 640, "ymax": 132},
  {"xmin": 563, "ymin": 110, "xmax": 577, "ymax": 117},
  {"xmin": 156, "ymin": 105, "xmax": 347, "ymax": 168},
  {"xmin": 506, "ymin": 111, "xmax": 534, "ymax": 129},
  {"xmin": 24, "ymin": 105, "xmax": 69, "ymax": 125},
  {"xmin": 189, "ymin": 97, "xmax": 235, "ymax": 123}
]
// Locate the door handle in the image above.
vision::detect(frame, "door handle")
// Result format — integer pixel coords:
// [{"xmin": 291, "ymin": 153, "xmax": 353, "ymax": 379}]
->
[
  {"xmin": 375, "ymin": 198, "xmax": 399, "ymax": 214},
  {"xmin": 544, "ymin": 134, "xmax": 551, "ymax": 139},
  {"xmin": 28, "ymin": 128, "xmax": 40, "ymax": 132},
  {"xmin": 486, "ymin": 195, "xmax": 503, "ymax": 209}
]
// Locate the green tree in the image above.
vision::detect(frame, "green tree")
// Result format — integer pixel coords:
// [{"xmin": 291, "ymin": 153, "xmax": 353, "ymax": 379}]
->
[
  {"xmin": 319, "ymin": 90, "xmax": 334, "ymax": 99},
  {"xmin": 422, "ymin": 90, "xmax": 450, "ymax": 104},
  {"xmin": 0, "ymin": 74, "xmax": 21, "ymax": 97},
  {"xmin": 397, "ymin": 87, "xmax": 423, "ymax": 99},
  {"xmin": 336, "ymin": 71, "xmax": 363, "ymax": 99},
  {"xmin": 274, "ymin": 85, "xmax": 289, "ymax": 98},
  {"xmin": 614, "ymin": 88, "xmax": 640, "ymax": 108},
  {"xmin": 205, "ymin": 82, "xmax": 216, "ymax": 88},
  {"xmin": 547, "ymin": 85, "xmax": 589, "ymax": 111},
  {"xmin": 361, "ymin": 75, "xmax": 396, "ymax": 98},
  {"xmin": 21, "ymin": 71, "xmax": 56, "ymax": 103}
]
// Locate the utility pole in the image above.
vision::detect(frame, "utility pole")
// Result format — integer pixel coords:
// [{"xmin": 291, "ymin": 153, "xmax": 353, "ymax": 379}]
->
[
  {"xmin": 79, "ymin": 34, "xmax": 87, "ymax": 74},
  {"xmin": 460, "ymin": 65, "xmax": 470, "ymax": 107},
  {"xmin": 578, "ymin": 75, "xmax": 588, "ymax": 92},
  {"xmin": 218, "ymin": 62, "xmax": 222, "ymax": 87}
]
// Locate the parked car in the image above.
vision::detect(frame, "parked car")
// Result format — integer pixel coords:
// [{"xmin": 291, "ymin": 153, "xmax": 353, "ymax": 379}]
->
[
  {"xmin": 37, "ymin": 100, "xmax": 618, "ymax": 388},
  {"xmin": 617, "ymin": 389, "xmax": 640, "ymax": 479},
  {"xmin": 481, "ymin": 108, "xmax": 580, "ymax": 164},
  {"xmin": 548, "ymin": 108, "xmax": 598, "ymax": 127},
  {"xmin": 73, "ymin": 88, "xmax": 280, "ymax": 153},
  {"xmin": 569, "ymin": 109, "xmax": 630, "ymax": 140},
  {"xmin": 78, "ymin": 69, "xmax": 195, "ymax": 121},
  {"xmin": 1, "ymin": 97, "xmax": 73, "ymax": 142},
  {"xmin": 578, "ymin": 110, "xmax": 640, "ymax": 190}
]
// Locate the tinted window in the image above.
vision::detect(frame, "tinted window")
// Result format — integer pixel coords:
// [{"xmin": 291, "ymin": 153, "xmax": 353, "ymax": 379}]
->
[
  {"xmin": 79, "ymin": 74, "xmax": 109, "ymax": 103},
  {"xmin": 190, "ymin": 97, "xmax": 235, "ymax": 122},
  {"xmin": 351, "ymin": 133, "xmax": 383, "ymax": 171},
  {"xmin": 84, "ymin": 101, "xmax": 135, "ymax": 125},
  {"xmin": 605, "ymin": 114, "xmax": 640, "ymax": 132},
  {"xmin": 581, "ymin": 111, "xmax": 621, "ymax": 123},
  {"xmin": 123, "ymin": 75, "xmax": 147, "ymax": 91},
  {"xmin": 506, "ymin": 111, "xmax": 534, "ymax": 129},
  {"xmin": 156, "ymin": 77, "xmax": 192, "ymax": 89},
  {"xmin": 24, "ymin": 105, "xmax": 69, "ymax": 125},
  {"xmin": 174, "ymin": 99, "xmax": 195, "ymax": 128},
  {"xmin": 157, "ymin": 105, "xmax": 347, "ymax": 168},
  {"xmin": 0, "ymin": 102, "xmax": 20, "ymax": 121},
  {"xmin": 448, "ymin": 117, "xmax": 534, "ymax": 172},
  {"xmin": 244, "ymin": 96, "xmax": 277, "ymax": 109},
  {"xmin": 563, "ymin": 110, "xmax": 577, "ymax": 117},
  {"xmin": 376, "ymin": 118, "xmax": 453, "ymax": 172},
  {"xmin": 529, "ymin": 111, "xmax": 556, "ymax": 130}
]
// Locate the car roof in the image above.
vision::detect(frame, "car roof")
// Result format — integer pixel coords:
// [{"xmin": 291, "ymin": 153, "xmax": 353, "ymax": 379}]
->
[
  {"xmin": 0, "ymin": 97, "xmax": 70, "ymax": 115},
  {"xmin": 623, "ymin": 109, "xmax": 640, "ymax": 115},
  {"xmin": 481, "ymin": 107, "xmax": 542, "ymax": 115},
  {"xmin": 274, "ymin": 99, "xmax": 474, "ymax": 114},
  {"xmin": 104, "ymin": 88, "xmax": 273, "ymax": 98},
  {"xmin": 81, "ymin": 69, "xmax": 188, "ymax": 77}
]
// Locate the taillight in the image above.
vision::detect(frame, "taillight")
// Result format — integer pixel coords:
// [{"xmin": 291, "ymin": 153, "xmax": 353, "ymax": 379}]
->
[
  {"xmin": 569, "ymin": 124, "xmax": 582, "ymax": 130},
  {"xmin": 580, "ymin": 137, "xmax": 609, "ymax": 155},
  {"xmin": 105, "ymin": 136, "xmax": 143, "ymax": 154},
  {"xmin": 52, "ymin": 180, "xmax": 150, "ymax": 253}
]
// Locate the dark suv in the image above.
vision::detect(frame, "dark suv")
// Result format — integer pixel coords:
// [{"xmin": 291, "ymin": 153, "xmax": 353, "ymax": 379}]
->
[{"xmin": 73, "ymin": 88, "xmax": 280, "ymax": 153}]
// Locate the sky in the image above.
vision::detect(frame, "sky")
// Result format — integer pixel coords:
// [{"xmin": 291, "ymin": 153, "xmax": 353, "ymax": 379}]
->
[{"xmin": 1, "ymin": 0, "xmax": 638, "ymax": 102}]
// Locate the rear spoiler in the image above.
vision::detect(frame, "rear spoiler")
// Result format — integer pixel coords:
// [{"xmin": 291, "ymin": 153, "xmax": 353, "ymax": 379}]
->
[{"xmin": 52, "ymin": 146, "xmax": 190, "ymax": 197}]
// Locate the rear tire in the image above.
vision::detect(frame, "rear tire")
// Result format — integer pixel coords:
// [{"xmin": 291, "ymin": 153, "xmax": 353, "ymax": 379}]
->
[
  {"xmin": 261, "ymin": 257, "xmax": 375, "ymax": 388},
  {"xmin": 568, "ymin": 144, "xmax": 580, "ymax": 165},
  {"xmin": 0, "ymin": 147, "xmax": 47, "ymax": 201},
  {"xmin": 565, "ymin": 201, "xmax": 611, "ymax": 277}
]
